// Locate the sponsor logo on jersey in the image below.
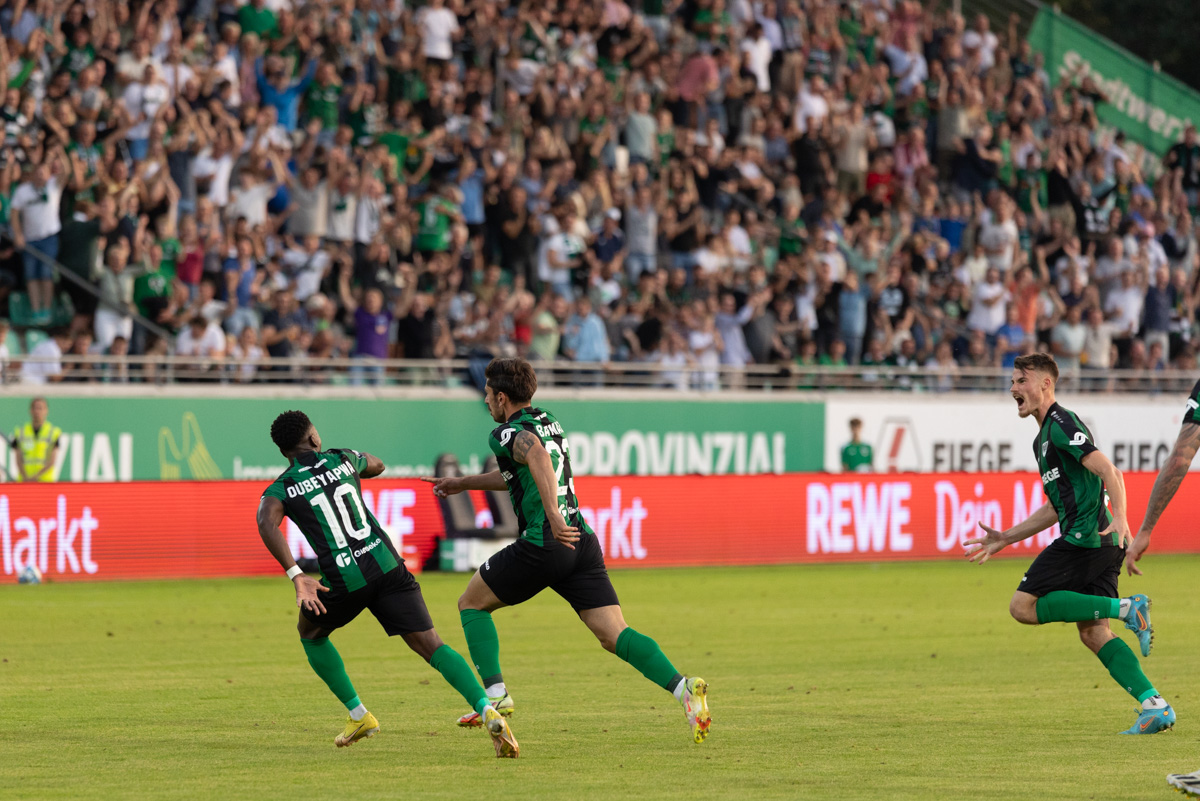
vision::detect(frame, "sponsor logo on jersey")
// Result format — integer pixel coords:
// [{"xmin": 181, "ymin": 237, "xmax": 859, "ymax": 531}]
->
[
  {"xmin": 1187, "ymin": 398, "xmax": 1199, "ymax": 414},
  {"xmin": 499, "ymin": 428, "xmax": 513, "ymax": 447},
  {"xmin": 298, "ymin": 459, "xmax": 328, "ymax": 472},
  {"xmin": 1041, "ymin": 467, "xmax": 1061, "ymax": 484},
  {"xmin": 1069, "ymin": 432, "xmax": 1088, "ymax": 447},
  {"xmin": 352, "ymin": 538, "xmax": 382, "ymax": 559},
  {"xmin": 335, "ymin": 552, "xmax": 353, "ymax": 567}
]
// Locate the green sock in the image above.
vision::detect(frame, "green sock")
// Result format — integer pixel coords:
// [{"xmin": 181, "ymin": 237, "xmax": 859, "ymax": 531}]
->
[
  {"xmin": 430, "ymin": 644, "xmax": 491, "ymax": 716},
  {"xmin": 1035, "ymin": 592, "xmax": 1121, "ymax": 624},
  {"xmin": 614, "ymin": 627, "xmax": 683, "ymax": 691},
  {"xmin": 460, "ymin": 609, "xmax": 504, "ymax": 688},
  {"xmin": 301, "ymin": 637, "xmax": 361, "ymax": 711},
  {"xmin": 1097, "ymin": 638, "xmax": 1158, "ymax": 702}
]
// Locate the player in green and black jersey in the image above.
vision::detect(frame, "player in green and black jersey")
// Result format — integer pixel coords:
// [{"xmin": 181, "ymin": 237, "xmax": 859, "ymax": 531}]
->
[
  {"xmin": 421, "ymin": 358, "xmax": 712, "ymax": 744},
  {"xmin": 1137, "ymin": 379, "xmax": 1200, "ymax": 792},
  {"xmin": 964, "ymin": 354, "xmax": 1174, "ymax": 734},
  {"xmin": 256, "ymin": 410, "xmax": 518, "ymax": 756}
]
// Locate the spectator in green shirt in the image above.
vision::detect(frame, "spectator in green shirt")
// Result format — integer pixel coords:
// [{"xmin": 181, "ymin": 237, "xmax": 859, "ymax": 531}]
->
[
  {"xmin": 303, "ymin": 62, "xmax": 342, "ymax": 140},
  {"xmin": 237, "ymin": 0, "xmax": 278, "ymax": 38}
]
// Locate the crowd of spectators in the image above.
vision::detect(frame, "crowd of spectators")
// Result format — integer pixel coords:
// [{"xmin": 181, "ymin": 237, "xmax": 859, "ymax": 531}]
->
[{"xmin": 2, "ymin": 0, "xmax": 1200, "ymax": 388}]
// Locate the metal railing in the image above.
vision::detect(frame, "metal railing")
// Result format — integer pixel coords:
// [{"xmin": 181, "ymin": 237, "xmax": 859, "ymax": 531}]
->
[{"xmin": 1, "ymin": 353, "xmax": 1192, "ymax": 395}]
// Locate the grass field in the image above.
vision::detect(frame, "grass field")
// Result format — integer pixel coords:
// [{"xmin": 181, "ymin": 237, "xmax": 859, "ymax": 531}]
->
[{"xmin": 2, "ymin": 559, "xmax": 1199, "ymax": 800}]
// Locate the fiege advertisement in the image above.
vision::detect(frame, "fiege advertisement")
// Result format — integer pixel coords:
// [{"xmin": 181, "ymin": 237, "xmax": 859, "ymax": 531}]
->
[
  {"xmin": 2, "ymin": 474, "xmax": 1200, "ymax": 583},
  {"xmin": 824, "ymin": 396, "xmax": 1196, "ymax": 473}
]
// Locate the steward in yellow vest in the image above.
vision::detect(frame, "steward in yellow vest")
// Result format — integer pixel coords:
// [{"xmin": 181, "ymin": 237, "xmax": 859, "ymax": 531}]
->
[{"xmin": 11, "ymin": 397, "xmax": 62, "ymax": 482}]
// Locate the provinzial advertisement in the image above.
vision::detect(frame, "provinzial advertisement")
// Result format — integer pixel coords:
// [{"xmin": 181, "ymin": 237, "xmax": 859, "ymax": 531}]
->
[
  {"xmin": 3, "ymin": 473, "xmax": 1199, "ymax": 583},
  {"xmin": 824, "ymin": 396, "xmax": 1194, "ymax": 473},
  {"xmin": 0, "ymin": 395, "xmax": 822, "ymax": 482}
]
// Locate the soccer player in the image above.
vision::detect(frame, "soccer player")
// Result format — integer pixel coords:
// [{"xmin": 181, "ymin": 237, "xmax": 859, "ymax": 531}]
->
[
  {"xmin": 1127, "ymin": 381, "xmax": 1200, "ymax": 792},
  {"xmin": 1124, "ymin": 378, "xmax": 1200, "ymax": 575},
  {"xmin": 256, "ymin": 410, "xmax": 519, "ymax": 757},
  {"xmin": 421, "ymin": 357, "xmax": 712, "ymax": 743},
  {"xmin": 963, "ymin": 353, "xmax": 1174, "ymax": 734},
  {"xmin": 840, "ymin": 417, "xmax": 873, "ymax": 472}
]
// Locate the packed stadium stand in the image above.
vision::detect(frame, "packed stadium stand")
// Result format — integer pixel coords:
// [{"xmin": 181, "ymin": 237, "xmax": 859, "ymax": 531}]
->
[{"xmin": 0, "ymin": 0, "xmax": 1194, "ymax": 391}]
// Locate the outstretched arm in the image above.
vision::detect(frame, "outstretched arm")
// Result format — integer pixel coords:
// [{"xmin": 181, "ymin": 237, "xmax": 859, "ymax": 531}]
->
[
  {"xmin": 512, "ymin": 431, "xmax": 580, "ymax": 549},
  {"xmin": 1128, "ymin": 422, "xmax": 1200, "ymax": 575},
  {"xmin": 421, "ymin": 470, "xmax": 508, "ymax": 495},
  {"xmin": 256, "ymin": 496, "xmax": 329, "ymax": 614},
  {"xmin": 964, "ymin": 502, "xmax": 1059, "ymax": 564}
]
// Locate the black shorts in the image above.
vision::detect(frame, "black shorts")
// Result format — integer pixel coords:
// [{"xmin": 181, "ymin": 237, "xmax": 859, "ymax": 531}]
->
[
  {"xmin": 480, "ymin": 535, "xmax": 620, "ymax": 612},
  {"xmin": 302, "ymin": 566, "xmax": 434, "ymax": 636},
  {"xmin": 1018, "ymin": 537, "xmax": 1124, "ymax": 599}
]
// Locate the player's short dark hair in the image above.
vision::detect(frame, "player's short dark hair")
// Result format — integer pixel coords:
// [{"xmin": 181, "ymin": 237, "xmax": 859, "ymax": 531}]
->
[
  {"xmin": 849, "ymin": 418, "xmax": 862, "ymax": 428},
  {"xmin": 270, "ymin": 410, "xmax": 313, "ymax": 454},
  {"xmin": 485, "ymin": 358, "xmax": 537, "ymax": 403},
  {"xmin": 1014, "ymin": 353, "xmax": 1059, "ymax": 383}
]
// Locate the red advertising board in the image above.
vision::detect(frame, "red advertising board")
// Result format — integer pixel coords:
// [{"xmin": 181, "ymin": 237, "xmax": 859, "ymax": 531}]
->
[{"xmin": 2, "ymin": 473, "xmax": 1199, "ymax": 582}]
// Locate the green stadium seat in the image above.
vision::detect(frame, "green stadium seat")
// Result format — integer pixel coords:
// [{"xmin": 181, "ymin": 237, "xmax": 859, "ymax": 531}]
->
[{"xmin": 8, "ymin": 292, "xmax": 36, "ymax": 329}]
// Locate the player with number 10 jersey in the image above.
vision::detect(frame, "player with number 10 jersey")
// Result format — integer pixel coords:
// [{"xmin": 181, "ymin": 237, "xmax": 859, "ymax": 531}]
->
[{"xmin": 256, "ymin": 410, "xmax": 519, "ymax": 757}]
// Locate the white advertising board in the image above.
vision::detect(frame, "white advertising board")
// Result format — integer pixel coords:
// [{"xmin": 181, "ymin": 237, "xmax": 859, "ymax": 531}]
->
[{"xmin": 824, "ymin": 393, "xmax": 1195, "ymax": 473}]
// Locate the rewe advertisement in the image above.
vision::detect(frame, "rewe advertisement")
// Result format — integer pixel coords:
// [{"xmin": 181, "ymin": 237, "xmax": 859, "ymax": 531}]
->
[{"xmin": 2, "ymin": 473, "xmax": 1198, "ymax": 583}]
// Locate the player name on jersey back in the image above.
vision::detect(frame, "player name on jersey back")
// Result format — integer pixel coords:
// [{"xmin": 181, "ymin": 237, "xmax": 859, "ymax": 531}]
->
[{"xmin": 285, "ymin": 461, "xmax": 359, "ymax": 498}]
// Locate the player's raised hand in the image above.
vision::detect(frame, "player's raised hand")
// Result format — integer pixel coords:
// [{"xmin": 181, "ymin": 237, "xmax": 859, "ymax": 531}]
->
[
  {"xmin": 293, "ymin": 574, "xmax": 330, "ymax": 615},
  {"xmin": 1124, "ymin": 529, "xmax": 1151, "ymax": 576},
  {"xmin": 420, "ymin": 476, "xmax": 463, "ymax": 497},
  {"xmin": 548, "ymin": 513, "xmax": 580, "ymax": 550},
  {"xmin": 963, "ymin": 522, "xmax": 1008, "ymax": 564}
]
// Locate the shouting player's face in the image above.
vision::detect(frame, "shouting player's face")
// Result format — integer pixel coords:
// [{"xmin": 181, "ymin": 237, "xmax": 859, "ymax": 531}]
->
[
  {"xmin": 484, "ymin": 385, "xmax": 504, "ymax": 423},
  {"xmin": 1010, "ymin": 368, "xmax": 1045, "ymax": 418}
]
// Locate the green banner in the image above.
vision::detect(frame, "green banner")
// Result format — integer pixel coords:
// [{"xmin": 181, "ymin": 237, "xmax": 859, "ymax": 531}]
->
[
  {"xmin": 1028, "ymin": 8, "xmax": 1200, "ymax": 156},
  {"xmin": 0, "ymin": 395, "xmax": 823, "ymax": 481}
]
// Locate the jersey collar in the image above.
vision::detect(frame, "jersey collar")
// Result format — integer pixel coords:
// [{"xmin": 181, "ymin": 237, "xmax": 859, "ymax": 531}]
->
[{"xmin": 506, "ymin": 407, "xmax": 535, "ymax": 423}]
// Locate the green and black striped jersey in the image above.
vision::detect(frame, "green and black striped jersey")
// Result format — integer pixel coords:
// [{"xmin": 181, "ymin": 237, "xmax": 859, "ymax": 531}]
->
[
  {"xmin": 1183, "ymin": 379, "xmax": 1200, "ymax": 429},
  {"xmin": 489, "ymin": 407, "xmax": 595, "ymax": 548},
  {"xmin": 262, "ymin": 449, "xmax": 400, "ymax": 593},
  {"xmin": 1034, "ymin": 404, "xmax": 1114, "ymax": 548}
]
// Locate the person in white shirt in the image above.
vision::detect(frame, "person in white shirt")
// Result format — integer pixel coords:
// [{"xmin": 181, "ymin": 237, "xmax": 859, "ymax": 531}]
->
[
  {"xmin": 227, "ymin": 152, "xmax": 286, "ymax": 227},
  {"xmin": 10, "ymin": 157, "xmax": 68, "ymax": 321},
  {"xmin": 966, "ymin": 267, "xmax": 1010, "ymax": 336},
  {"xmin": 883, "ymin": 33, "xmax": 929, "ymax": 97},
  {"xmin": 175, "ymin": 315, "xmax": 228, "ymax": 378},
  {"xmin": 281, "ymin": 235, "xmax": 332, "ymax": 302},
  {"xmin": 21, "ymin": 329, "xmax": 72, "ymax": 385},
  {"xmin": 122, "ymin": 64, "xmax": 170, "ymax": 160},
  {"xmin": 418, "ymin": 0, "xmax": 460, "ymax": 62},
  {"xmin": 978, "ymin": 194, "xmax": 1020, "ymax": 273},
  {"xmin": 228, "ymin": 324, "xmax": 265, "ymax": 382},
  {"xmin": 1103, "ymin": 267, "xmax": 1146, "ymax": 339},
  {"xmin": 962, "ymin": 14, "xmax": 999, "ymax": 74},
  {"xmin": 191, "ymin": 127, "xmax": 239, "ymax": 208},
  {"xmin": 740, "ymin": 23, "xmax": 773, "ymax": 93},
  {"xmin": 793, "ymin": 77, "xmax": 829, "ymax": 134}
]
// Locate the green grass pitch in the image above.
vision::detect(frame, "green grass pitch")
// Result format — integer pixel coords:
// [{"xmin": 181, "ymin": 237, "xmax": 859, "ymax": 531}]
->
[{"xmin": 2, "ymin": 559, "xmax": 1199, "ymax": 800}]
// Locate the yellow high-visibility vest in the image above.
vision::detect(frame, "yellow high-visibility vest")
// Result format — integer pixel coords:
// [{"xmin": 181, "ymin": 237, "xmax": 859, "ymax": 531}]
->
[{"xmin": 12, "ymin": 421, "xmax": 62, "ymax": 482}]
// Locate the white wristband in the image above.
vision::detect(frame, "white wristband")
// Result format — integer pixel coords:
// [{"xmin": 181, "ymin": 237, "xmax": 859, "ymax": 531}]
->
[{"xmin": 285, "ymin": 565, "xmax": 304, "ymax": 580}]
